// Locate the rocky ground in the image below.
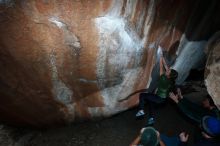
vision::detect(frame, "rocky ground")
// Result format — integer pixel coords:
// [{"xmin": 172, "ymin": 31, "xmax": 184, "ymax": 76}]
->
[{"xmin": 0, "ymin": 80, "xmax": 208, "ymax": 146}]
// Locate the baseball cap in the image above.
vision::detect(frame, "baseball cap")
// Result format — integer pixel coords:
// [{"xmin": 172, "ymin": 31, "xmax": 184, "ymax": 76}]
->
[
  {"xmin": 202, "ymin": 116, "xmax": 220, "ymax": 137},
  {"xmin": 140, "ymin": 127, "xmax": 159, "ymax": 146}
]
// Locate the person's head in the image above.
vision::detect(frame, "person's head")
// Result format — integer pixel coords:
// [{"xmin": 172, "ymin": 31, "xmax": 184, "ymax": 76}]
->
[
  {"xmin": 140, "ymin": 127, "xmax": 159, "ymax": 146},
  {"xmin": 166, "ymin": 69, "xmax": 178, "ymax": 80},
  {"xmin": 201, "ymin": 116, "xmax": 220, "ymax": 139}
]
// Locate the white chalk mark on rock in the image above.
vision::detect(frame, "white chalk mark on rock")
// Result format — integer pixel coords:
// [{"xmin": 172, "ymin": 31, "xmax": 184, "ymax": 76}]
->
[
  {"xmin": 49, "ymin": 17, "xmax": 66, "ymax": 29},
  {"xmin": 50, "ymin": 49, "xmax": 73, "ymax": 104}
]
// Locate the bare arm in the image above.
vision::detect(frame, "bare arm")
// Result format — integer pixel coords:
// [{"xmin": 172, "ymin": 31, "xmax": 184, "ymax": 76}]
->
[
  {"xmin": 159, "ymin": 140, "xmax": 166, "ymax": 146},
  {"xmin": 169, "ymin": 88, "xmax": 183, "ymax": 103},
  {"xmin": 162, "ymin": 57, "xmax": 169, "ymax": 71},
  {"xmin": 160, "ymin": 56, "xmax": 164, "ymax": 76},
  {"xmin": 157, "ymin": 132, "xmax": 166, "ymax": 146},
  {"xmin": 169, "ymin": 92, "xmax": 180, "ymax": 103},
  {"xmin": 130, "ymin": 135, "xmax": 141, "ymax": 146}
]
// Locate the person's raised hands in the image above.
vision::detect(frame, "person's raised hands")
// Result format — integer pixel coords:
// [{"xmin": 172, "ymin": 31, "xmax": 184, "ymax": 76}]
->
[
  {"xmin": 169, "ymin": 92, "xmax": 179, "ymax": 103},
  {"xmin": 177, "ymin": 88, "xmax": 183, "ymax": 99},
  {"xmin": 179, "ymin": 132, "xmax": 189, "ymax": 142}
]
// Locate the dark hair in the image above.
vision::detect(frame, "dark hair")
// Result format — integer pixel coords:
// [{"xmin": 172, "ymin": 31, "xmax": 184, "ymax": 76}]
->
[{"xmin": 170, "ymin": 69, "xmax": 178, "ymax": 80}]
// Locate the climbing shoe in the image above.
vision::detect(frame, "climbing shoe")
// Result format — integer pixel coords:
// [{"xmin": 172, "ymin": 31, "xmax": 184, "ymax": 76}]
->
[
  {"xmin": 147, "ymin": 117, "xmax": 155, "ymax": 126},
  {"xmin": 136, "ymin": 110, "xmax": 145, "ymax": 117}
]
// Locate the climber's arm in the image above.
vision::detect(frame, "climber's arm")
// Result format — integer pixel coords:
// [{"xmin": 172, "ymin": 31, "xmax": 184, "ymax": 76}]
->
[
  {"xmin": 162, "ymin": 56, "xmax": 169, "ymax": 71},
  {"xmin": 160, "ymin": 55, "xmax": 164, "ymax": 76}
]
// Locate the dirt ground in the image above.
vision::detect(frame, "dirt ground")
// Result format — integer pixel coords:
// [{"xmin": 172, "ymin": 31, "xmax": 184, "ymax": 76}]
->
[{"xmin": 0, "ymin": 81, "xmax": 207, "ymax": 146}]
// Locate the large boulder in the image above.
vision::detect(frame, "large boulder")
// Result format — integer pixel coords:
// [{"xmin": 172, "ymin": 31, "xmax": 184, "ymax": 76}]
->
[
  {"xmin": 0, "ymin": 0, "xmax": 219, "ymax": 127},
  {"xmin": 205, "ymin": 32, "xmax": 220, "ymax": 110}
]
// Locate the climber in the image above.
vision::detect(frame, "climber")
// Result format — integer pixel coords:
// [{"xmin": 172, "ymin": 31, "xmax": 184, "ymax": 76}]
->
[
  {"xmin": 135, "ymin": 50, "xmax": 178, "ymax": 125},
  {"xmin": 169, "ymin": 89, "xmax": 220, "ymax": 123},
  {"xmin": 130, "ymin": 126, "xmax": 188, "ymax": 146}
]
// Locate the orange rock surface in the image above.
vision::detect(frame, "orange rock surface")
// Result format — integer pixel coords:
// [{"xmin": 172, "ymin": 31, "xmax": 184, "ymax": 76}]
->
[{"xmin": 0, "ymin": 0, "xmax": 219, "ymax": 126}]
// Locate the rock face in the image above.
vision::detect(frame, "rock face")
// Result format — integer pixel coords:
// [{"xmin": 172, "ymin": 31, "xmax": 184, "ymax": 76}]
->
[
  {"xmin": 205, "ymin": 32, "xmax": 220, "ymax": 110},
  {"xmin": 0, "ymin": 0, "xmax": 220, "ymax": 127}
]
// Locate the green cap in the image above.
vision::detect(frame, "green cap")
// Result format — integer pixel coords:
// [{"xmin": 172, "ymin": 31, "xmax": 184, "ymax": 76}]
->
[{"xmin": 140, "ymin": 127, "xmax": 159, "ymax": 146}]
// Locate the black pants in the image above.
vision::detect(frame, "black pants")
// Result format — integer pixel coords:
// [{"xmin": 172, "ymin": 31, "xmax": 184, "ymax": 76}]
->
[{"xmin": 139, "ymin": 93, "xmax": 165, "ymax": 117}]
